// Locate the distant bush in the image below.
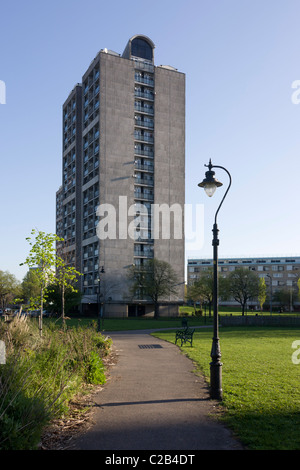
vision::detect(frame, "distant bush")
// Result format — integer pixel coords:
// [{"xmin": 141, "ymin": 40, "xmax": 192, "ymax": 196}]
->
[{"xmin": 195, "ymin": 309, "xmax": 203, "ymax": 317}]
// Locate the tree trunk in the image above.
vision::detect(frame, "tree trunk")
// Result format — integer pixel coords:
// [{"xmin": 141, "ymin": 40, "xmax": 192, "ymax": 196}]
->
[
  {"xmin": 154, "ymin": 300, "xmax": 159, "ymax": 318},
  {"xmin": 39, "ymin": 286, "xmax": 43, "ymax": 337},
  {"xmin": 62, "ymin": 283, "xmax": 65, "ymax": 330}
]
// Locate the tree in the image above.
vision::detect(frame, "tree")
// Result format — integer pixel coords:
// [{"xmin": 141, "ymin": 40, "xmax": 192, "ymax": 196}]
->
[
  {"xmin": 273, "ymin": 288, "xmax": 291, "ymax": 311},
  {"xmin": 186, "ymin": 282, "xmax": 204, "ymax": 315},
  {"xmin": 128, "ymin": 258, "xmax": 179, "ymax": 318},
  {"xmin": 187, "ymin": 269, "xmax": 228, "ymax": 317},
  {"xmin": 227, "ymin": 267, "xmax": 260, "ymax": 315},
  {"xmin": 55, "ymin": 240, "xmax": 82, "ymax": 328},
  {"xmin": 21, "ymin": 269, "xmax": 41, "ymax": 304},
  {"xmin": 20, "ymin": 229, "xmax": 63, "ymax": 336},
  {"xmin": 45, "ymin": 282, "xmax": 82, "ymax": 317},
  {"xmin": 0, "ymin": 270, "xmax": 20, "ymax": 311},
  {"xmin": 258, "ymin": 277, "xmax": 267, "ymax": 312}
]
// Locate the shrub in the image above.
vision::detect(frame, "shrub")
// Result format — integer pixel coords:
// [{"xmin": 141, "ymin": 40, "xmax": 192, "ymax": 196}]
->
[
  {"xmin": 0, "ymin": 355, "xmax": 52, "ymax": 450},
  {"xmin": 0, "ymin": 315, "xmax": 111, "ymax": 449},
  {"xmin": 85, "ymin": 351, "xmax": 106, "ymax": 385}
]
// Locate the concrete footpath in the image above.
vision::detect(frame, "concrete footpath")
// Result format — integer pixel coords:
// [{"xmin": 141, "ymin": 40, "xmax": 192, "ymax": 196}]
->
[{"xmin": 73, "ymin": 329, "xmax": 244, "ymax": 451}]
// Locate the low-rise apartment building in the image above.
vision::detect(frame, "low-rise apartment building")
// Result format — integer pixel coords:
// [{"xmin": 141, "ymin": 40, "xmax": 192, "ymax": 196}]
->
[{"xmin": 187, "ymin": 256, "xmax": 300, "ymax": 309}]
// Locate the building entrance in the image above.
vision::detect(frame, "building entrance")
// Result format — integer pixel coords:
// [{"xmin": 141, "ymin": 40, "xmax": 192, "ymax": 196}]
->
[{"xmin": 128, "ymin": 304, "xmax": 146, "ymax": 317}]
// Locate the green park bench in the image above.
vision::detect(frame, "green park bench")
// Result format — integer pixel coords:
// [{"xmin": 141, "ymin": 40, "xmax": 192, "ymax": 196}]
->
[{"xmin": 175, "ymin": 327, "xmax": 195, "ymax": 347}]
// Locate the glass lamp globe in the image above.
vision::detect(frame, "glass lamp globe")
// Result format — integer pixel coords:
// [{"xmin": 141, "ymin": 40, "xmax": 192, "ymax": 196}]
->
[
  {"xmin": 204, "ymin": 183, "xmax": 217, "ymax": 197},
  {"xmin": 198, "ymin": 166, "xmax": 223, "ymax": 196}
]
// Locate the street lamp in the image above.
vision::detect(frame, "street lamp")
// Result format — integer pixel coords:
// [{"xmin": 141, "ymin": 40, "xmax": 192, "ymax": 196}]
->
[
  {"xmin": 198, "ymin": 159, "xmax": 232, "ymax": 400},
  {"xmin": 266, "ymin": 274, "xmax": 273, "ymax": 315},
  {"xmin": 97, "ymin": 266, "xmax": 105, "ymax": 332}
]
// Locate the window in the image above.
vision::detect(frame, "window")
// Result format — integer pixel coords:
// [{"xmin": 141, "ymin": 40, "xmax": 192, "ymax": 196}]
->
[{"xmin": 131, "ymin": 38, "xmax": 152, "ymax": 61}]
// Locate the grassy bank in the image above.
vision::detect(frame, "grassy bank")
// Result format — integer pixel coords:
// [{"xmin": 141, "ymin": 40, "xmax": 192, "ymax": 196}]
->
[
  {"xmin": 153, "ymin": 326, "xmax": 300, "ymax": 450},
  {"xmin": 0, "ymin": 315, "xmax": 111, "ymax": 450}
]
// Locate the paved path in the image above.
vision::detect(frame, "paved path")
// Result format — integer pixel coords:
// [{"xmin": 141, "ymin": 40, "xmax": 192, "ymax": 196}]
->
[{"xmin": 74, "ymin": 329, "xmax": 244, "ymax": 450}]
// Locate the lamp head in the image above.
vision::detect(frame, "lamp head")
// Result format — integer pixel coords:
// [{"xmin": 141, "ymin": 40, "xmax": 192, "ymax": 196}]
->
[{"xmin": 198, "ymin": 159, "xmax": 223, "ymax": 197}]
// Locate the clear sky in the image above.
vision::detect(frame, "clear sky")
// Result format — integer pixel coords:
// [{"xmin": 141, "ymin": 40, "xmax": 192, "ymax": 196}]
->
[{"xmin": 1, "ymin": 0, "xmax": 300, "ymax": 281}]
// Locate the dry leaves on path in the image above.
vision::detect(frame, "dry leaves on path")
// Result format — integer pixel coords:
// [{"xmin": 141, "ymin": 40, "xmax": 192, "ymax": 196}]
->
[{"xmin": 40, "ymin": 349, "xmax": 118, "ymax": 450}]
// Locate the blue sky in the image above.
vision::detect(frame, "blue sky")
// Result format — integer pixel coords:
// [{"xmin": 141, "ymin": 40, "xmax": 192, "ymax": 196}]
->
[{"xmin": 1, "ymin": 0, "xmax": 300, "ymax": 281}]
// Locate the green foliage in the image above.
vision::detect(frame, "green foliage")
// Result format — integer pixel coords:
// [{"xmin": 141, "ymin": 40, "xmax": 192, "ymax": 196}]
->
[
  {"xmin": 258, "ymin": 277, "xmax": 267, "ymax": 311},
  {"xmin": 21, "ymin": 229, "xmax": 62, "ymax": 287},
  {"xmin": 227, "ymin": 267, "xmax": 260, "ymax": 315},
  {"xmin": 0, "ymin": 354, "xmax": 52, "ymax": 450},
  {"xmin": 20, "ymin": 229, "xmax": 63, "ymax": 335},
  {"xmin": 45, "ymin": 282, "xmax": 82, "ymax": 315},
  {"xmin": 20, "ymin": 229, "xmax": 83, "ymax": 332},
  {"xmin": 85, "ymin": 351, "xmax": 106, "ymax": 385},
  {"xmin": 0, "ymin": 315, "xmax": 111, "ymax": 449},
  {"xmin": 0, "ymin": 270, "xmax": 21, "ymax": 310},
  {"xmin": 20, "ymin": 269, "xmax": 41, "ymax": 304},
  {"xmin": 186, "ymin": 269, "xmax": 229, "ymax": 316}
]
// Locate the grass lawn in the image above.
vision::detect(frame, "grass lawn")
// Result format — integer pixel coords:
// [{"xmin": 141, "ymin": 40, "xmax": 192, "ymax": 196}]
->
[
  {"xmin": 152, "ymin": 326, "xmax": 300, "ymax": 450},
  {"xmin": 44, "ymin": 315, "xmax": 212, "ymax": 331}
]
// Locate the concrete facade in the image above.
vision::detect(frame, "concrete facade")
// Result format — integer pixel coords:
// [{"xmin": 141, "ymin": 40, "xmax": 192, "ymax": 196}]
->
[
  {"xmin": 56, "ymin": 36, "xmax": 185, "ymax": 317},
  {"xmin": 154, "ymin": 66, "xmax": 185, "ymax": 292}
]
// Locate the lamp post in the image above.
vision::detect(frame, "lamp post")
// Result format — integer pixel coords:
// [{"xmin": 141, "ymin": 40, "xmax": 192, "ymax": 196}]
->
[
  {"xmin": 266, "ymin": 274, "xmax": 273, "ymax": 315},
  {"xmin": 97, "ymin": 266, "xmax": 105, "ymax": 332},
  {"xmin": 198, "ymin": 159, "xmax": 232, "ymax": 400}
]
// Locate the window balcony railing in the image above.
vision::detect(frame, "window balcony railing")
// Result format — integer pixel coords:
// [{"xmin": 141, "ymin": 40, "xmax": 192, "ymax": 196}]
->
[
  {"xmin": 134, "ymin": 191, "xmax": 154, "ymax": 201},
  {"xmin": 134, "ymin": 148, "xmax": 154, "ymax": 158},
  {"xmin": 134, "ymin": 249, "xmax": 154, "ymax": 258},
  {"xmin": 135, "ymin": 162, "xmax": 154, "ymax": 172},
  {"xmin": 134, "ymin": 103, "xmax": 154, "ymax": 115},
  {"xmin": 133, "ymin": 59, "xmax": 154, "ymax": 73},
  {"xmin": 134, "ymin": 132, "xmax": 154, "ymax": 143},
  {"xmin": 134, "ymin": 237, "xmax": 154, "ymax": 245},
  {"xmin": 134, "ymin": 75, "xmax": 154, "ymax": 87},
  {"xmin": 134, "ymin": 235, "xmax": 154, "ymax": 243},
  {"xmin": 134, "ymin": 177, "xmax": 154, "ymax": 187},
  {"xmin": 134, "ymin": 118, "xmax": 154, "ymax": 129},
  {"xmin": 134, "ymin": 90, "xmax": 154, "ymax": 101}
]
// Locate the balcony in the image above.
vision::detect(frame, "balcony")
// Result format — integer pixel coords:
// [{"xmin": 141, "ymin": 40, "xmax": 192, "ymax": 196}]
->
[
  {"xmin": 134, "ymin": 235, "xmax": 153, "ymax": 243},
  {"xmin": 135, "ymin": 162, "xmax": 154, "ymax": 172},
  {"xmin": 134, "ymin": 147, "xmax": 154, "ymax": 158},
  {"xmin": 134, "ymin": 131, "xmax": 154, "ymax": 143},
  {"xmin": 134, "ymin": 117, "xmax": 154, "ymax": 129},
  {"xmin": 134, "ymin": 103, "xmax": 154, "ymax": 115},
  {"xmin": 134, "ymin": 190, "xmax": 154, "ymax": 202},
  {"xmin": 135, "ymin": 74, "xmax": 154, "ymax": 87},
  {"xmin": 134, "ymin": 90, "xmax": 154, "ymax": 101},
  {"xmin": 134, "ymin": 248, "xmax": 154, "ymax": 258},
  {"xmin": 134, "ymin": 176, "xmax": 154, "ymax": 187},
  {"xmin": 133, "ymin": 59, "xmax": 154, "ymax": 73}
]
